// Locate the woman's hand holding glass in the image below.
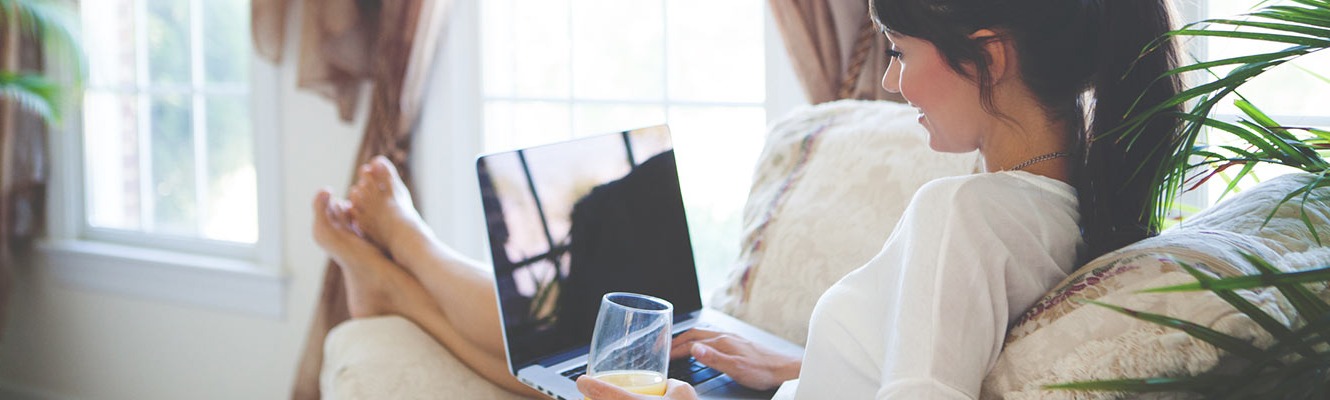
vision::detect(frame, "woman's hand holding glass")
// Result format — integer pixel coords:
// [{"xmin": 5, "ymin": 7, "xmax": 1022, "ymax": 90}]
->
[
  {"xmin": 583, "ymin": 292, "xmax": 679, "ymax": 398},
  {"xmin": 576, "ymin": 375, "xmax": 698, "ymax": 400}
]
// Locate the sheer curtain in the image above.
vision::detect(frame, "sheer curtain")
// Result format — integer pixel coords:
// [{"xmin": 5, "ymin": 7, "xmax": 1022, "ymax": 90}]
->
[
  {"xmin": 769, "ymin": 0, "xmax": 905, "ymax": 104},
  {"xmin": 250, "ymin": 0, "xmax": 448, "ymax": 398}
]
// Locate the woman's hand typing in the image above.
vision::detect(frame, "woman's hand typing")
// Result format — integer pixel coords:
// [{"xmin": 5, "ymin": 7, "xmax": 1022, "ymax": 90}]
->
[{"xmin": 669, "ymin": 328, "xmax": 802, "ymax": 391}]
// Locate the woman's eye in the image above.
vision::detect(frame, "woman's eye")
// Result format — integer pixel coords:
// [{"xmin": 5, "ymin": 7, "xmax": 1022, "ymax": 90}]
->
[{"xmin": 886, "ymin": 49, "xmax": 903, "ymax": 59}]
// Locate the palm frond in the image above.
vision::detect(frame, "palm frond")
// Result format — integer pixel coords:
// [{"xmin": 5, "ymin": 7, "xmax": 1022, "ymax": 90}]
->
[
  {"xmin": 1113, "ymin": 0, "xmax": 1330, "ymax": 234},
  {"xmin": 1079, "ymin": 299, "xmax": 1267, "ymax": 361},
  {"xmin": 1043, "ymin": 376, "xmax": 1223, "ymax": 393},
  {"xmin": 0, "ymin": 71, "xmax": 57, "ymax": 121},
  {"xmin": 1242, "ymin": 251, "xmax": 1330, "ymax": 322},
  {"xmin": 1139, "ymin": 265, "xmax": 1330, "ymax": 293}
]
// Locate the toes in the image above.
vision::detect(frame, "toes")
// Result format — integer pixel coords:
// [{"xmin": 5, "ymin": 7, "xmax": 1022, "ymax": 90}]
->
[
  {"xmin": 348, "ymin": 185, "xmax": 364, "ymax": 204},
  {"xmin": 312, "ymin": 189, "xmax": 334, "ymax": 225},
  {"xmin": 331, "ymin": 199, "xmax": 355, "ymax": 227},
  {"xmin": 370, "ymin": 156, "xmax": 399, "ymax": 185}
]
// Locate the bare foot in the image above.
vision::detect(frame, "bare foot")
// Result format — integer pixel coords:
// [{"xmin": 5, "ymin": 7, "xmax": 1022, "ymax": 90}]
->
[
  {"xmin": 346, "ymin": 156, "xmax": 433, "ymax": 262},
  {"xmin": 312, "ymin": 189, "xmax": 437, "ymax": 319}
]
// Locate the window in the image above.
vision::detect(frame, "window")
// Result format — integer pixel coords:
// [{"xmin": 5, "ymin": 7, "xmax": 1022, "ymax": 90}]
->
[
  {"xmin": 80, "ymin": 0, "xmax": 257, "ymax": 254},
  {"xmin": 479, "ymin": 0, "xmax": 769, "ymax": 296},
  {"xmin": 1189, "ymin": 0, "xmax": 1330, "ymax": 205},
  {"xmin": 48, "ymin": 0, "xmax": 281, "ymax": 316}
]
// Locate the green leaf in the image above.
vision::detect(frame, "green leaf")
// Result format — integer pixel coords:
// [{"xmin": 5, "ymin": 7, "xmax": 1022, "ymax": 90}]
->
[
  {"xmin": 1081, "ymin": 300, "xmax": 1267, "ymax": 361},
  {"xmin": 1178, "ymin": 261, "xmax": 1323, "ymax": 363},
  {"xmin": 1161, "ymin": 48, "xmax": 1308, "ymax": 77},
  {"xmin": 1203, "ymin": 18, "xmax": 1330, "ymax": 40},
  {"xmin": 0, "ymin": 71, "xmax": 58, "ymax": 121},
  {"xmin": 1167, "ymin": 29, "xmax": 1330, "ymax": 48},
  {"xmin": 1138, "ymin": 264, "xmax": 1330, "ymax": 292},
  {"xmin": 1044, "ymin": 376, "xmax": 1220, "ymax": 392},
  {"xmin": 1243, "ymin": 252, "xmax": 1330, "ymax": 320}
]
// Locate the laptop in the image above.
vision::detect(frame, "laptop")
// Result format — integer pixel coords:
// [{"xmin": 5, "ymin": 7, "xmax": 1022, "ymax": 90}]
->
[{"xmin": 476, "ymin": 125, "xmax": 804, "ymax": 400}]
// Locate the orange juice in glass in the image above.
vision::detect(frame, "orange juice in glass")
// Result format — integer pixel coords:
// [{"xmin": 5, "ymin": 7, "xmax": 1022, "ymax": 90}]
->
[
  {"xmin": 592, "ymin": 370, "xmax": 667, "ymax": 395},
  {"xmin": 586, "ymin": 292, "xmax": 673, "ymax": 397}
]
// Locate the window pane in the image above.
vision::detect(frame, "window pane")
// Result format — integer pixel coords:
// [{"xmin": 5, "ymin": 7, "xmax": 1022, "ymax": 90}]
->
[
  {"xmin": 572, "ymin": 104, "xmax": 666, "ymax": 137},
  {"xmin": 484, "ymin": 101, "xmax": 573, "ymax": 152},
  {"xmin": 667, "ymin": 105, "xmax": 766, "ymax": 296},
  {"xmin": 482, "ymin": 0, "xmax": 517, "ymax": 97},
  {"xmin": 203, "ymin": 0, "xmax": 251, "ymax": 84},
  {"xmin": 84, "ymin": 92, "xmax": 143, "ymax": 231},
  {"xmin": 205, "ymin": 95, "xmax": 257, "ymax": 242},
  {"xmin": 667, "ymin": 0, "xmax": 764, "ymax": 102},
  {"xmin": 482, "ymin": 0, "xmax": 572, "ymax": 98},
  {"xmin": 146, "ymin": 0, "xmax": 192, "ymax": 85},
  {"xmin": 1207, "ymin": 0, "xmax": 1330, "ymax": 116},
  {"xmin": 82, "ymin": 0, "xmax": 138, "ymax": 87},
  {"xmin": 571, "ymin": 0, "xmax": 664, "ymax": 100},
  {"xmin": 150, "ymin": 94, "xmax": 197, "ymax": 236}
]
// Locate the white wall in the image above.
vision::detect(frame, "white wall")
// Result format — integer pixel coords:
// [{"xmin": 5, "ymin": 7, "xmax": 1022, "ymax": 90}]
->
[{"xmin": 0, "ymin": 3, "xmax": 366, "ymax": 398}]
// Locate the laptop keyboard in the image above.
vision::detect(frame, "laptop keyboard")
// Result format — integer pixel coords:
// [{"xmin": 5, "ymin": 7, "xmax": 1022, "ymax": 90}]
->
[{"xmin": 561, "ymin": 356, "xmax": 722, "ymax": 386}]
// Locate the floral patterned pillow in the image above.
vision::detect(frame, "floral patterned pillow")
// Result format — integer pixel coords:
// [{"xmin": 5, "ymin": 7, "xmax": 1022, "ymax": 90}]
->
[{"xmin": 981, "ymin": 238, "xmax": 1288, "ymax": 400}]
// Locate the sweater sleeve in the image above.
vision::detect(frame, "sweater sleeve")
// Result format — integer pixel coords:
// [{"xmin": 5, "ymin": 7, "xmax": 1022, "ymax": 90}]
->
[
  {"xmin": 792, "ymin": 173, "xmax": 1079, "ymax": 400},
  {"xmin": 870, "ymin": 180, "xmax": 1024, "ymax": 400}
]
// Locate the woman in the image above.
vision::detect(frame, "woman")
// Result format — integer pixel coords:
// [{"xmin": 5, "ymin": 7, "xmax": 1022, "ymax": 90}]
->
[
  {"xmin": 313, "ymin": 0, "xmax": 1182, "ymax": 398},
  {"xmin": 577, "ymin": 0, "xmax": 1183, "ymax": 398}
]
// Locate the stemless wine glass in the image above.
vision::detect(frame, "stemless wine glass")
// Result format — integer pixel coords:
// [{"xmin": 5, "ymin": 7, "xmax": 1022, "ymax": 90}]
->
[{"xmin": 586, "ymin": 292, "xmax": 674, "ymax": 396}]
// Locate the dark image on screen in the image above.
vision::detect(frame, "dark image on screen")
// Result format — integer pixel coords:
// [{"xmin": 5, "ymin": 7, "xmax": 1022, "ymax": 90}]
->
[{"xmin": 476, "ymin": 126, "xmax": 703, "ymax": 371}]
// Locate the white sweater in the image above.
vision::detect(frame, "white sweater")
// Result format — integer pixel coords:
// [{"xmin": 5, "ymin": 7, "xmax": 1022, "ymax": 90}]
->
[{"xmin": 777, "ymin": 171, "xmax": 1082, "ymax": 399}]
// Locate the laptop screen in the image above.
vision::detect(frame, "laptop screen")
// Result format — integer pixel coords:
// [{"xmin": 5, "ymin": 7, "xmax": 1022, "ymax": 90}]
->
[{"xmin": 476, "ymin": 126, "xmax": 704, "ymax": 372}]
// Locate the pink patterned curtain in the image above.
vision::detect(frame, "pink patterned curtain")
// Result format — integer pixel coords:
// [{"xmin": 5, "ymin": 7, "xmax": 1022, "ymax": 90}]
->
[
  {"xmin": 0, "ymin": 1, "xmax": 51, "ymax": 340},
  {"xmin": 768, "ymin": 0, "xmax": 905, "ymax": 103},
  {"xmin": 250, "ymin": 1, "xmax": 449, "ymax": 398}
]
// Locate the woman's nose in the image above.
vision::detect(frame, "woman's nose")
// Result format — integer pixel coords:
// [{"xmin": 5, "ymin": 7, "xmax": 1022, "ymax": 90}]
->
[{"xmin": 881, "ymin": 61, "xmax": 901, "ymax": 94}]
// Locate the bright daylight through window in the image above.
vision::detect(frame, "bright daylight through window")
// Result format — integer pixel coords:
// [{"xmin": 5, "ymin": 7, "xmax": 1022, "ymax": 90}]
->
[
  {"xmin": 480, "ymin": 0, "xmax": 766, "ymax": 296},
  {"xmin": 80, "ymin": 0, "xmax": 256, "ymax": 245},
  {"xmin": 1196, "ymin": 0, "xmax": 1330, "ymax": 205}
]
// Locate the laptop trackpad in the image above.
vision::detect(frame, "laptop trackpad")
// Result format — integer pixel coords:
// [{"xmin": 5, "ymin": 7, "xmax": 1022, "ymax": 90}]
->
[{"xmin": 697, "ymin": 376, "xmax": 778, "ymax": 400}]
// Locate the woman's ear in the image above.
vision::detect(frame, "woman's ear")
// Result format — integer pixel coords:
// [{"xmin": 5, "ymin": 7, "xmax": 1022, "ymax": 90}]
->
[{"xmin": 969, "ymin": 29, "xmax": 1013, "ymax": 81}]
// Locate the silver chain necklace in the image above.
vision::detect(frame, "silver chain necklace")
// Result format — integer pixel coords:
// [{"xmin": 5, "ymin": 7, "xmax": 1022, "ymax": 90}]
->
[{"xmin": 1008, "ymin": 151, "xmax": 1069, "ymax": 171}]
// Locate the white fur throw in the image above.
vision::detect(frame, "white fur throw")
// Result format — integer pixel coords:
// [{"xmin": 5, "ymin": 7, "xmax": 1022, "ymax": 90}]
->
[{"xmin": 711, "ymin": 99, "xmax": 981, "ymax": 344}]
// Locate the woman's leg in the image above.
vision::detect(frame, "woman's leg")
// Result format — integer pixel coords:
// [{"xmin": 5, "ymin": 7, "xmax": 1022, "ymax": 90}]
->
[
  {"xmin": 344, "ymin": 156, "xmax": 507, "ymax": 357},
  {"xmin": 313, "ymin": 190, "xmax": 540, "ymax": 398}
]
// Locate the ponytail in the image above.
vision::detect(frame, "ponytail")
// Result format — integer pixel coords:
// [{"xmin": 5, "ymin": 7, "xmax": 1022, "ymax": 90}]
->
[{"xmin": 1079, "ymin": 0, "xmax": 1183, "ymax": 261}]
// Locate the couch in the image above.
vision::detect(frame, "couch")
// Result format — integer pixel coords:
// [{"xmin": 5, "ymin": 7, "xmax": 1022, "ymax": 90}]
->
[{"xmin": 319, "ymin": 100, "xmax": 1330, "ymax": 399}]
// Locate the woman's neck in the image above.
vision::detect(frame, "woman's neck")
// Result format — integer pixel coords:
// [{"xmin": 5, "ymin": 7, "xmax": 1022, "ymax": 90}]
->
[{"xmin": 977, "ymin": 98, "xmax": 1074, "ymax": 184}]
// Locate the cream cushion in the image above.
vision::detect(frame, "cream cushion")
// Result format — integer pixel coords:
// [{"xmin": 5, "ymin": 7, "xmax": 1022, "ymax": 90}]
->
[
  {"xmin": 981, "ymin": 173, "xmax": 1330, "ymax": 399},
  {"xmin": 321, "ymin": 316, "xmax": 515, "ymax": 399},
  {"xmin": 711, "ymin": 99, "xmax": 981, "ymax": 344}
]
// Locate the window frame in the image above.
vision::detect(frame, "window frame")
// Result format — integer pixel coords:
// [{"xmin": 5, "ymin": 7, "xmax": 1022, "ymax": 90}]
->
[
  {"xmin": 415, "ymin": 0, "xmax": 804, "ymax": 261},
  {"xmin": 40, "ymin": 0, "xmax": 285, "ymax": 318}
]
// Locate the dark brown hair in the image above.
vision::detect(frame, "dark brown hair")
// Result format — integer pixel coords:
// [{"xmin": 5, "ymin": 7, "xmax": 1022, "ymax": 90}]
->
[{"xmin": 870, "ymin": 0, "xmax": 1184, "ymax": 262}]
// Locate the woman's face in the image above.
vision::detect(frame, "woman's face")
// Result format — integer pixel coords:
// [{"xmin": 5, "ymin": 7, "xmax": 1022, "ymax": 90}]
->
[{"xmin": 881, "ymin": 32, "xmax": 988, "ymax": 153}]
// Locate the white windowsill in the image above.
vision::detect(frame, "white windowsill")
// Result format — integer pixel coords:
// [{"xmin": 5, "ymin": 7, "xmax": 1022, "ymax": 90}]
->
[{"xmin": 38, "ymin": 240, "xmax": 287, "ymax": 319}]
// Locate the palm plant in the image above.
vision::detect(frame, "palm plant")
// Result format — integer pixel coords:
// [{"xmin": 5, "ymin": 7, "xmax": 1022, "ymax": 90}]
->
[
  {"xmin": 1047, "ymin": 0, "xmax": 1330, "ymax": 397},
  {"xmin": 0, "ymin": 0, "xmax": 82, "ymax": 124},
  {"xmin": 1123, "ymin": 0, "xmax": 1330, "ymax": 237},
  {"xmin": 1048, "ymin": 255, "xmax": 1330, "ymax": 398}
]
